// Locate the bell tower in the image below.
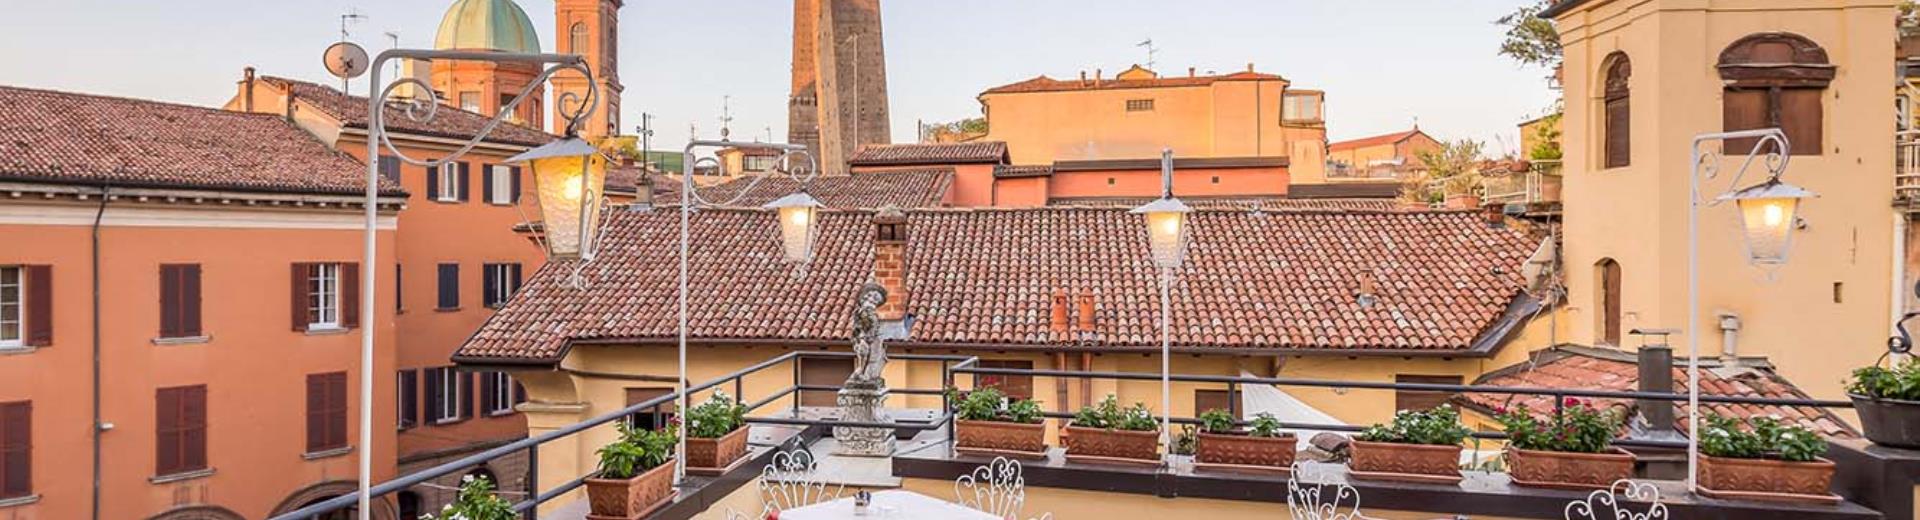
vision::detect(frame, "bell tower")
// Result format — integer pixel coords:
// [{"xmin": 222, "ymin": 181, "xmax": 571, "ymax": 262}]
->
[{"xmin": 551, "ymin": 0, "xmax": 623, "ymax": 139}]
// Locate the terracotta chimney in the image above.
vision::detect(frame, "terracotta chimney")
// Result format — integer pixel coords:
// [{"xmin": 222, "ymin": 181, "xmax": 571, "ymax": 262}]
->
[
  {"xmin": 1079, "ymin": 70, "xmax": 1088, "ymax": 85},
  {"xmin": 1095, "ymin": 68, "xmax": 1103, "ymax": 82},
  {"xmin": 1246, "ymin": 62, "xmax": 1255, "ymax": 73},
  {"xmin": 241, "ymin": 67, "xmax": 256, "ymax": 112},
  {"xmin": 873, "ymin": 207, "xmax": 909, "ymax": 321},
  {"xmin": 1188, "ymin": 67, "xmax": 1196, "ymax": 78},
  {"xmin": 1075, "ymin": 289, "xmax": 1096, "ymax": 332},
  {"xmin": 1050, "ymin": 289, "xmax": 1070, "ymax": 335}
]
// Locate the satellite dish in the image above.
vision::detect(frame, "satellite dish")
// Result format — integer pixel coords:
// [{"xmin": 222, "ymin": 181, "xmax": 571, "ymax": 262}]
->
[{"xmin": 322, "ymin": 42, "xmax": 370, "ymax": 80}]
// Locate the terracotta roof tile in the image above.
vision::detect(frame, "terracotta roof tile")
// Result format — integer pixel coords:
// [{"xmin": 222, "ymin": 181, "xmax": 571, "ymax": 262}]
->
[
  {"xmin": 1328, "ymin": 129, "xmax": 1428, "ymax": 152},
  {"xmin": 1046, "ymin": 196, "xmax": 1400, "ymax": 212},
  {"xmin": 261, "ymin": 76, "xmax": 555, "ymax": 148},
  {"xmin": 849, "ymin": 142, "xmax": 1007, "ymax": 166},
  {"xmin": 993, "ymin": 165, "xmax": 1053, "ymax": 179},
  {"xmin": 456, "ymin": 207, "xmax": 1536, "ymax": 363},
  {"xmin": 649, "ymin": 169, "xmax": 953, "ymax": 209},
  {"xmin": 0, "ymin": 85, "xmax": 401, "ymax": 196}
]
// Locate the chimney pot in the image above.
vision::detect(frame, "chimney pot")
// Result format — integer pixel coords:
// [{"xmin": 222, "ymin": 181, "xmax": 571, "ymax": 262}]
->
[
  {"xmin": 1050, "ymin": 289, "xmax": 1070, "ymax": 334},
  {"xmin": 1247, "ymin": 62, "xmax": 1255, "ymax": 73},
  {"xmin": 1637, "ymin": 344, "xmax": 1677, "ymax": 435},
  {"xmin": 1188, "ymin": 67, "xmax": 1196, "ymax": 77},
  {"xmin": 872, "ymin": 207, "xmax": 910, "ymax": 320},
  {"xmin": 1080, "ymin": 70, "xmax": 1087, "ymax": 84},
  {"xmin": 1075, "ymin": 289, "xmax": 1096, "ymax": 332},
  {"xmin": 1095, "ymin": 68, "xmax": 1102, "ymax": 82}
]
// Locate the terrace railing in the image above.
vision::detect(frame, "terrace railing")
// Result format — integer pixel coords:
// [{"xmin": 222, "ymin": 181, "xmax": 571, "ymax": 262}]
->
[
  {"xmin": 1482, "ymin": 160, "xmax": 1562, "ymax": 207},
  {"xmin": 1897, "ymin": 130, "xmax": 1920, "ymax": 203}
]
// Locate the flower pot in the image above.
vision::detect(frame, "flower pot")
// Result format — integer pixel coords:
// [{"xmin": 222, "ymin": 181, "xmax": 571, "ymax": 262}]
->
[
  {"xmin": 1063, "ymin": 425, "xmax": 1160, "ymax": 463},
  {"xmin": 1505, "ymin": 447, "xmax": 1634, "ymax": 490},
  {"xmin": 1850, "ymin": 393, "xmax": 1920, "ymax": 449},
  {"xmin": 1196, "ymin": 432, "xmax": 1297, "ymax": 470},
  {"xmin": 955, "ymin": 420, "xmax": 1047, "ymax": 456},
  {"xmin": 1348, "ymin": 440, "xmax": 1462, "ymax": 484},
  {"xmin": 1698, "ymin": 454, "xmax": 1836, "ymax": 502},
  {"xmin": 584, "ymin": 458, "xmax": 676, "ymax": 520},
  {"xmin": 685, "ymin": 427, "xmax": 749, "ymax": 471}
]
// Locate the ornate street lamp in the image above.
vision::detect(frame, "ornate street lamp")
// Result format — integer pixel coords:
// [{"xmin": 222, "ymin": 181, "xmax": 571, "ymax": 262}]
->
[
  {"xmin": 506, "ymin": 137, "xmax": 608, "ymax": 258},
  {"xmin": 764, "ymin": 190, "xmax": 825, "ymax": 264},
  {"xmin": 1717, "ymin": 178, "xmax": 1816, "ymax": 266},
  {"xmin": 1131, "ymin": 148, "xmax": 1190, "ymax": 457}
]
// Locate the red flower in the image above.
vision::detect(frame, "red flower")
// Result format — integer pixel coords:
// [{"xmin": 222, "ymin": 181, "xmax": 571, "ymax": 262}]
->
[{"xmin": 1564, "ymin": 397, "xmax": 1582, "ymax": 407}]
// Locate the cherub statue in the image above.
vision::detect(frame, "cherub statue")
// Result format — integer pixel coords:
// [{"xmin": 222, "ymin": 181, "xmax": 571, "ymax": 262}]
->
[{"xmin": 848, "ymin": 282, "xmax": 889, "ymax": 385}]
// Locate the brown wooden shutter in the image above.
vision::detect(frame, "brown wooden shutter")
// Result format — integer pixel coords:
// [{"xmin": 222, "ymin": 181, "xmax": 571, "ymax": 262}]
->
[
  {"xmin": 0, "ymin": 401, "xmax": 29, "ymax": 498},
  {"xmin": 425, "ymin": 163, "xmax": 440, "ymax": 201},
  {"xmin": 341, "ymin": 263, "xmax": 360, "ymax": 329},
  {"xmin": 976, "ymin": 360, "xmax": 1034, "ymax": 400},
  {"xmin": 480, "ymin": 372, "xmax": 498, "ymax": 414},
  {"xmin": 424, "ymin": 368, "xmax": 443, "ymax": 423},
  {"xmin": 291, "ymin": 263, "xmax": 310, "ymax": 332},
  {"xmin": 328, "ymin": 373, "xmax": 347, "ymax": 449},
  {"xmin": 513, "ymin": 381, "xmax": 527, "ymax": 405},
  {"xmin": 181, "ymin": 265, "xmax": 201, "ymax": 337},
  {"xmin": 23, "ymin": 266, "xmax": 49, "ymax": 347},
  {"xmin": 799, "ymin": 357, "xmax": 854, "ymax": 406},
  {"xmin": 156, "ymin": 389, "xmax": 179, "ymax": 474},
  {"xmin": 160, "ymin": 266, "xmax": 181, "ymax": 338},
  {"xmin": 1723, "ymin": 88, "xmax": 1770, "ymax": 154},
  {"xmin": 182, "ymin": 386, "xmax": 206, "ymax": 471},
  {"xmin": 459, "ymin": 372, "xmax": 475, "ymax": 419},
  {"xmin": 482, "ymin": 166, "xmax": 496, "ymax": 205},
  {"xmin": 457, "ymin": 162, "xmax": 471, "ymax": 202},
  {"xmin": 306, "ymin": 374, "xmax": 325, "ymax": 452},
  {"xmin": 1604, "ymin": 98, "xmax": 1630, "ymax": 168},
  {"xmin": 398, "ymin": 370, "xmax": 418, "ymax": 429},
  {"xmin": 509, "ymin": 166, "xmax": 523, "ymax": 203},
  {"xmin": 156, "ymin": 386, "xmax": 206, "ymax": 475},
  {"xmin": 1780, "ymin": 88, "xmax": 1823, "ymax": 155}
]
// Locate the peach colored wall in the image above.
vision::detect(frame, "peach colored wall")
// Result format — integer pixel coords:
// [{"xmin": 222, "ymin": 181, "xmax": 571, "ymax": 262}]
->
[
  {"xmin": 979, "ymin": 78, "xmax": 1324, "ymax": 166},
  {"xmin": 992, "ymin": 177, "xmax": 1050, "ymax": 207},
  {"xmin": 1047, "ymin": 166, "xmax": 1288, "ymax": 201},
  {"xmin": 0, "ymin": 200, "xmax": 399, "ymax": 520}
]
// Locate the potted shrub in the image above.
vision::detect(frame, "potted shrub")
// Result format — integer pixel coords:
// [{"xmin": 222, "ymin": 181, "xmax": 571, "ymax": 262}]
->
[
  {"xmin": 684, "ymin": 391, "xmax": 750, "ymax": 473},
  {"xmin": 585, "ymin": 422, "xmax": 679, "ymax": 519},
  {"xmin": 423, "ymin": 474, "xmax": 515, "ymax": 520},
  {"xmin": 1847, "ymin": 362, "xmax": 1920, "ymax": 448},
  {"xmin": 1063, "ymin": 395, "xmax": 1160, "ymax": 464},
  {"xmin": 1349, "ymin": 405, "xmax": 1470, "ymax": 484},
  {"xmin": 1697, "ymin": 414, "xmax": 1837, "ymax": 503},
  {"xmin": 1194, "ymin": 410, "xmax": 1296, "ymax": 472},
  {"xmin": 951, "ymin": 387, "xmax": 1048, "ymax": 457},
  {"xmin": 1494, "ymin": 399, "xmax": 1634, "ymax": 490}
]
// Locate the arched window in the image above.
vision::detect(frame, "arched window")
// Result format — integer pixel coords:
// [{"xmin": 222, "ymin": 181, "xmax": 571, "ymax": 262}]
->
[
  {"xmin": 1595, "ymin": 258, "xmax": 1622, "ymax": 346},
  {"xmin": 1602, "ymin": 52, "xmax": 1631, "ymax": 169},
  {"xmin": 1719, "ymin": 32, "xmax": 1832, "ymax": 155},
  {"xmin": 569, "ymin": 22, "xmax": 589, "ymax": 54}
]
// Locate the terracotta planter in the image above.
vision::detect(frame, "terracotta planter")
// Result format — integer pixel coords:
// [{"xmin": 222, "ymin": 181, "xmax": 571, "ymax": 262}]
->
[
  {"xmin": 1063, "ymin": 425, "xmax": 1160, "ymax": 462},
  {"xmin": 584, "ymin": 458, "xmax": 675, "ymax": 520},
  {"xmin": 1445, "ymin": 194, "xmax": 1482, "ymax": 209},
  {"xmin": 685, "ymin": 427, "xmax": 749, "ymax": 470},
  {"xmin": 1699, "ymin": 454, "xmax": 1835, "ymax": 498},
  {"xmin": 1348, "ymin": 441, "xmax": 1462, "ymax": 482},
  {"xmin": 1505, "ymin": 447, "xmax": 1635, "ymax": 490},
  {"xmin": 955, "ymin": 420, "xmax": 1047, "ymax": 454},
  {"xmin": 1850, "ymin": 393, "xmax": 1920, "ymax": 449},
  {"xmin": 1196, "ymin": 432, "xmax": 1297, "ymax": 469}
]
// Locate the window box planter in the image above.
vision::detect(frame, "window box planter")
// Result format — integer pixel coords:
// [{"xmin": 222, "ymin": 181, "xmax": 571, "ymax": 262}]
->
[
  {"xmin": 1697, "ymin": 454, "xmax": 1839, "ymax": 504},
  {"xmin": 584, "ymin": 458, "xmax": 676, "ymax": 520},
  {"xmin": 1849, "ymin": 393, "xmax": 1920, "ymax": 449},
  {"xmin": 1063, "ymin": 425, "xmax": 1160, "ymax": 465},
  {"xmin": 1348, "ymin": 440, "xmax": 1462, "ymax": 484},
  {"xmin": 684, "ymin": 427, "xmax": 749, "ymax": 475},
  {"xmin": 955, "ymin": 419, "xmax": 1047, "ymax": 458},
  {"xmin": 1195, "ymin": 431, "xmax": 1297, "ymax": 472},
  {"xmin": 1504, "ymin": 447, "xmax": 1634, "ymax": 490}
]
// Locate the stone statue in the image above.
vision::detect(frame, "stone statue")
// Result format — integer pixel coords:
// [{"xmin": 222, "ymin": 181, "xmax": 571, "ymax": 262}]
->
[
  {"xmin": 835, "ymin": 282, "xmax": 894, "ymax": 456},
  {"xmin": 848, "ymin": 283, "xmax": 888, "ymax": 385}
]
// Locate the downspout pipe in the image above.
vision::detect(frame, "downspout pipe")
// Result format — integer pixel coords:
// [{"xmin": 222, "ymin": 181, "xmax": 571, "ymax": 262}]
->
[{"xmin": 90, "ymin": 184, "xmax": 109, "ymax": 520}]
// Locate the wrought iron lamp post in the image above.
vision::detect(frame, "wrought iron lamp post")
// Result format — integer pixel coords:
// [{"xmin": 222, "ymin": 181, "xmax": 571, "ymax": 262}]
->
[{"xmin": 1131, "ymin": 148, "xmax": 1192, "ymax": 456}]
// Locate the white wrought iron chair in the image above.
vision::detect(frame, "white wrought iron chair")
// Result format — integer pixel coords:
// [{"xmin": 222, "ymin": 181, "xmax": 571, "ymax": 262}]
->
[
  {"xmin": 1285, "ymin": 462, "xmax": 1376, "ymax": 520},
  {"xmin": 1564, "ymin": 479, "xmax": 1669, "ymax": 520},
  {"xmin": 758, "ymin": 448, "xmax": 844, "ymax": 513},
  {"xmin": 954, "ymin": 457, "xmax": 1053, "ymax": 519}
]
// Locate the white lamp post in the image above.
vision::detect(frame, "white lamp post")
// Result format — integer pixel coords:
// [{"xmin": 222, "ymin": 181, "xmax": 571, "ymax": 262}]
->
[
  {"xmin": 506, "ymin": 137, "xmax": 609, "ymax": 259},
  {"xmin": 1685, "ymin": 128, "xmax": 1816, "ymax": 491},
  {"xmin": 1131, "ymin": 148, "xmax": 1191, "ymax": 458}
]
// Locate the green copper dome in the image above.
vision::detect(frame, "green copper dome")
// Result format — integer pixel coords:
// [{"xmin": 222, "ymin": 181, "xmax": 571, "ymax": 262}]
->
[{"xmin": 433, "ymin": 0, "xmax": 542, "ymax": 53}]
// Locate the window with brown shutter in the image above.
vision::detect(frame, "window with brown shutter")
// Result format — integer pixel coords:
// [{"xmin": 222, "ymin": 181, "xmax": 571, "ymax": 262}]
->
[
  {"xmin": 156, "ymin": 385, "xmax": 207, "ymax": 476},
  {"xmin": 341, "ymin": 263, "xmax": 360, "ymax": 329},
  {"xmin": 0, "ymin": 401, "xmax": 28, "ymax": 499},
  {"xmin": 1718, "ymin": 32, "xmax": 1831, "ymax": 155},
  {"xmin": 1394, "ymin": 375, "xmax": 1463, "ymax": 412},
  {"xmin": 307, "ymin": 372, "xmax": 348, "ymax": 453},
  {"xmin": 6, "ymin": 266, "xmax": 52, "ymax": 348},
  {"xmin": 1602, "ymin": 52, "xmax": 1631, "ymax": 169},
  {"xmin": 159, "ymin": 264, "xmax": 201, "ymax": 338},
  {"xmin": 0, "ymin": 267, "xmax": 23, "ymax": 348},
  {"xmin": 397, "ymin": 370, "xmax": 418, "ymax": 431},
  {"xmin": 975, "ymin": 359, "xmax": 1034, "ymax": 400},
  {"xmin": 426, "ymin": 367, "xmax": 464, "ymax": 424},
  {"xmin": 1195, "ymin": 389, "xmax": 1240, "ymax": 419}
]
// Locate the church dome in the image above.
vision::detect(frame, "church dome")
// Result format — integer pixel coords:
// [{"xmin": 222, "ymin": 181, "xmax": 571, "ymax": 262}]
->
[{"xmin": 433, "ymin": 0, "xmax": 542, "ymax": 53}]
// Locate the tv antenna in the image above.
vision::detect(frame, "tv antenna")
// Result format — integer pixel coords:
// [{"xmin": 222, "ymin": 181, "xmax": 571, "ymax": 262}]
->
[
  {"xmin": 718, "ymin": 95, "xmax": 734, "ymax": 141},
  {"xmin": 1136, "ymin": 38, "xmax": 1158, "ymax": 71},
  {"xmin": 383, "ymin": 31, "xmax": 402, "ymax": 78},
  {"xmin": 337, "ymin": 8, "xmax": 369, "ymax": 94}
]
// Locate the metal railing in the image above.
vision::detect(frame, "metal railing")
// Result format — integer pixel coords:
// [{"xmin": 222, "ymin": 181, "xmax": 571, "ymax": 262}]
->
[
  {"xmin": 1482, "ymin": 160, "xmax": 1562, "ymax": 207},
  {"xmin": 1897, "ymin": 130, "xmax": 1920, "ymax": 202}
]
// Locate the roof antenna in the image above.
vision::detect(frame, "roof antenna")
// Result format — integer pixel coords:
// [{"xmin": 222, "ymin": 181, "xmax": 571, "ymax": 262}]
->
[
  {"xmin": 337, "ymin": 8, "xmax": 368, "ymax": 95},
  {"xmin": 1135, "ymin": 38, "xmax": 1158, "ymax": 71},
  {"xmin": 383, "ymin": 31, "xmax": 401, "ymax": 79},
  {"xmin": 718, "ymin": 95, "xmax": 734, "ymax": 141}
]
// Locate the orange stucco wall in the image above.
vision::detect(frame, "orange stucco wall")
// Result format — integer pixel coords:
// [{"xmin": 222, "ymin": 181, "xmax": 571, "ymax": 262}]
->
[
  {"xmin": 992, "ymin": 176, "xmax": 1050, "ymax": 207},
  {"xmin": 1047, "ymin": 166, "xmax": 1289, "ymax": 202},
  {"xmin": 0, "ymin": 200, "xmax": 399, "ymax": 519},
  {"xmin": 978, "ymin": 75, "xmax": 1325, "ymax": 171}
]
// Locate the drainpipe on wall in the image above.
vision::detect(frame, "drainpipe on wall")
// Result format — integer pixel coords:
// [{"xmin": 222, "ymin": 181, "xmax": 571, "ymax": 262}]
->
[
  {"xmin": 1894, "ymin": 214, "xmax": 1909, "ymax": 365},
  {"xmin": 90, "ymin": 185, "xmax": 110, "ymax": 520}
]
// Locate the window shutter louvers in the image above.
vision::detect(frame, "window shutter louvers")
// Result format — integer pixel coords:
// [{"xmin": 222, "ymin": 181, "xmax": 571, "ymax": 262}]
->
[
  {"xmin": 182, "ymin": 265, "xmax": 201, "ymax": 337},
  {"xmin": 156, "ymin": 390, "xmax": 180, "ymax": 474},
  {"xmin": 457, "ymin": 162, "xmax": 471, "ymax": 202},
  {"xmin": 399, "ymin": 370, "xmax": 418, "ymax": 429},
  {"xmin": 425, "ymin": 368, "xmax": 443, "ymax": 423},
  {"xmin": 425, "ymin": 163, "xmax": 440, "ymax": 201},
  {"xmin": 183, "ymin": 386, "xmax": 206, "ymax": 471},
  {"xmin": 290, "ymin": 263, "xmax": 310, "ymax": 331},
  {"xmin": 1723, "ymin": 89, "xmax": 1770, "ymax": 154},
  {"xmin": 306, "ymin": 374, "xmax": 325, "ymax": 452},
  {"xmin": 481, "ymin": 372, "xmax": 498, "ymax": 414},
  {"xmin": 24, "ymin": 266, "xmax": 50, "ymax": 346},
  {"xmin": 482, "ymin": 166, "xmax": 496, "ymax": 204},
  {"xmin": 1780, "ymin": 88, "xmax": 1823, "ymax": 155},
  {"xmin": 482, "ymin": 265, "xmax": 499, "ymax": 308},
  {"xmin": 328, "ymin": 373, "xmax": 347, "ymax": 449},
  {"xmin": 511, "ymin": 264, "xmax": 523, "ymax": 295},
  {"xmin": 510, "ymin": 166, "xmax": 522, "ymax": 203},
  {"xmin": 460, "ymin": 372, "xmax": 474, "ymax": 419},
  {"xmin": 1, "ymin": 402, "xmax": 29, "ymax": 498},
  {"xmin": 160, "ymin": 266, "xmax": 181, "ymax": 338},
  {"xmin": 437, "ymin": 264, "xmax": 459, "ymax": 310},
  {"xmin": 342, "ymin": 263, "xmax": 360, "ymax": 328}
]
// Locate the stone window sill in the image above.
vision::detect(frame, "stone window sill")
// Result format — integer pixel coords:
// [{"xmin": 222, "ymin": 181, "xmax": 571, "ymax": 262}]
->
[
  {"xmin": 304, "ymin": 326, "xmax": 351, "ymax": 336},
  {"xmin": 303, "ymin": 446, "xmax": 353, "ymax": 460},
  {"xmin": 434, "ymin": 307, "xmax": 463, "ymax": 313},
  {"xmin": 0, "ymin": 346, "xmax": 37, "ymax": 356},
  {"xmin": 152, "ymin": 335, "xmax": 211, "ymax": 346},
  {"xmin": 150, "ymin": 468, "xmax": 215, "ymax": 484},
  {"xmin": 0, "ymin": 494, "xmax": 39, "ymax": 508}
]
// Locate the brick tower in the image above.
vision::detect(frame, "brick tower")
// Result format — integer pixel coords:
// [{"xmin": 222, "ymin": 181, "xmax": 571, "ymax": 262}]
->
[
  {"xmin": 552, "ymin": 0, "xmax": 623, "ymax": 138},
  {"xmin": 789, "ymin": 0, "xmax": 890, "ymax": 175}
]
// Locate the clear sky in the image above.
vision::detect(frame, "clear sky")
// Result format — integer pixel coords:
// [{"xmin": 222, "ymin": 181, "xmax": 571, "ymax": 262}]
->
[{"xmin": 0, "ymin": 0, "xmax": 1559, "ymax": 156}]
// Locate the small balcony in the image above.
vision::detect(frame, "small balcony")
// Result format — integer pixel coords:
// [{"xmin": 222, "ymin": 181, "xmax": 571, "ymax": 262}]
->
[
  {"xmin": 1897, "ymin": 131, "xmax": 1920, "ymax": 205},
  {"xmin": 1482, "ymin": 159, "xmax": 1562, "ymax": 212}
]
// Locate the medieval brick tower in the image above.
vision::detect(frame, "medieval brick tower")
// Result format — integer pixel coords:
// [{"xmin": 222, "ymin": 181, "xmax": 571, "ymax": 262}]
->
[
  {"xmin": 552, "ymin": 0, "xmax": 623, "ymax": 139},
  {"xmin": 790, "ymin": 0, "xmax": 890, "ymax": 175}
]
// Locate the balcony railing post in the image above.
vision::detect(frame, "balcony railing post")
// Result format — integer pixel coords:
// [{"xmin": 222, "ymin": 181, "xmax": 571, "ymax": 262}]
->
[
  {"xmin": 734, "ymin": 376, "xmax": 744, "ymax": 407},
  {"xmin": 791, "ymin": 355, "xmax": 802, "ymax": 415},
  {"xmin": 524, "ymin": 443, "xmax": 539, "ymax": 520},
  {"xmin": 1227, "ymin": 381, "xmax": 1240, "ymax": 423}
]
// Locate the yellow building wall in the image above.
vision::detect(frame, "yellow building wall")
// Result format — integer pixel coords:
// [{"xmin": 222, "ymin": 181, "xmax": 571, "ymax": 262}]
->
[
  {"xmin": 979, "ymin": 78, "xmax": 1324, "ymax": 167},
  {"xmin": 1555, "ymin": 0, "xmax": 1899, "ymax": 400}
]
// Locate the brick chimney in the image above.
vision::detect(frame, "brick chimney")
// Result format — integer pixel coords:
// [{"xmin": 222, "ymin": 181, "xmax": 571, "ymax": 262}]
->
[
  {"xmin": 873, "ymin": 207, "xmax": 909, "ymax": 321},
  {"xmin": 241, "ymin": 67, "xmax": 256, "ymax": 112},
  {"xmin": 1079, "ymin": 70, "xmax": 1088, "ymax": 85},
  {"xmin": 1075, "ymin": 289, "xmax": 1096, "ymax": 333},
  {"xmin": 1050, "ymin": 289, "xmax": 1070, "ymax": 336},
  {"xmin": 1188, "ymin": 67, "xmax": 1196, "ymax": 78}
]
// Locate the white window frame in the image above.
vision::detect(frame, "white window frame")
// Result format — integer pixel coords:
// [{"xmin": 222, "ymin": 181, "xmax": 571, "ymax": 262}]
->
[
  {"xmin": 458, "ymin": 91, "xmax": 481, "ymax": 113},
  {"xmin": 488, "ymin": 165, "xmax": 514, "ymax": 205},
  {"xmin": 308, "ymin": 263, "xmax": 341, "ymax": 330},
  {"xmin": 433, "ymin": 367, "xmax": 461, "ymax": 423},
  {"xmin": 744, "ymin": 155, "xmax": 776, "ymax": 172},
  {"xmin": 1284, "ymin": 93, "xmax": 1323, "ymax": 123},
  {"xmin": 486, "ymin": 372, "xmax": 514, "ymax": 416},
  {"xmin": 436, "ymin": 163, "xmax": 460, "ymax": 202},
  {"xmin": 0, "ymin": 266, "xmax": 21, "ymax": 348}
]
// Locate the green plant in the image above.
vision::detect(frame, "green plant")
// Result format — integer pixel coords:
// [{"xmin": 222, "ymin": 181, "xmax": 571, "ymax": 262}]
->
[
  {"xmin": 1247, "ymin": 413, "xmax": 1284, "ymax": 438},
  {"xmin": 1006, "ymin": 397, "xmax": 1045, "ymax": 424},
  {"xmin": 1072, "ymin": 395, "xmax": 1158, "ymax": 432},
  {"xmin": 949, "ymin": 387, "xmax": 1044, "ymax": 424},
  {"xmin": 1494, "ymin": 399, "xmax": 1621, "ymax": 453},
  {"xmin": 1171, "ymin": 425, "xmax": 1197, "ymax": 455},
  {"xmin": 686, "ymin": 391, "xmax": 748, "ymax": 439},
  {"xmin": 422, "ymin": 473, "xmax": 515, "ymax": 520},
  {"xmin": 1356, "ymin": 405, "xmax": 1471, "ymax": 446},
  {"xmin": 1198, "ymin": 409, "xmax": 1236, "ymax": 434},
  {"xmin": 1699, "ymin": 414, "xmax": 1828, "ymax": 463},
  {"xmin": 596, "ymin": 422, "xmax": 678, "ymax": 479},
  {"xmin": 1848, "ymin": 362, "xmax": 1920, "ymax": 401}
]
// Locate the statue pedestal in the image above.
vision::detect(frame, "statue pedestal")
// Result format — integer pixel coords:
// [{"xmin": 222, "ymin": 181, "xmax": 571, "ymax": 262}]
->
[{"xmin": 833, "ymin": 382, "xmax": 894, "ymax": 457}]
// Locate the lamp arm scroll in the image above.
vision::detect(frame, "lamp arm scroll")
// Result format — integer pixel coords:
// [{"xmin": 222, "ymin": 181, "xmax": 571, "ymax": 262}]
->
[
  {"xmin": 367, "ymin": 52, "xmax": 599, "ymax": 170},
  {"xmin": 1692, "ymin": 129, "xmax": 1792, "ymax": 207},
  {"xmin": 679, "ymin": 143, "xmax": 817, "ymax": 208}
]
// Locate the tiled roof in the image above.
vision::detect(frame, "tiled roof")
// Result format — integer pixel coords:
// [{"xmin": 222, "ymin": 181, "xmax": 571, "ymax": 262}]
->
[
  {"xmin": 261, "ymin": 76, "xmax": 555, "ymax": 147},
  {"xmin": 0, "ymin": 85, "xmax": 402, "ymax": 196},
  {"xmin": 1457, "ymin": 346, "xmax": 1857, "ymax": 438},
  {"xmin": 1046, "ymin": 196, "xmax": 1401, "ymax": 212},
  {"xmin": 981, "ymin": 71, "xmax": 1285, "ymax": 95},
  {"xmin": 994, "ymin": 165, "xmax": 1054, "ymax": 179},
  {"xmin": 1329, "ymin": 129, "xmax": 1427, "ymax": 151},
  {"xmin": 849, "ymin": 142, "xmax": 1008, "ymax": 166},
  {"xmin": 455, "ymin": 207, "xmax": 1538, "ymax": 363},
  {"xmin": 649, "ymin": 169, "xmax": 953, "ymax": 209}
]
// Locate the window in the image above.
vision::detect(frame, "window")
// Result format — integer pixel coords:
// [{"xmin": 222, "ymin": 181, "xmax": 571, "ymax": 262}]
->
[
  {"xmin": 1394, "ymin": 375, "xmax": 1462, "ymax": 412},
  {"xmin": 435, "ymin": 163, "xmax": 462, "ymax": 202},
  {"xmin": 0, "ymin": 267, "xmax": 20, "ymax": 347},
  {"xmin": 975, "ymin": 359, "xmax": 1034, "ymax": 400},
  {"xmin": 309, "ymin": 264, "xmax": 339, "ymax": 328},
  {"xmin": 799, "ymin": 357, "xmax": 853, "ymax": 407},
  {"xmin": 292, "ymin": 263, "xmax": 357, "ymax": 332},
  {"xmin": 624, "ymin": 387, "xmax": 677, "ymax": 431},
  {"xmin": 437, "ymin": 263, "xmax": 460, "ymax": 310},
  {"xmin": 155, "ymin": 385, "xmax": 207, "ymax": 476},
  {"xmin": 569, "ymin": 22, "xmax": 589, "ymax": 54},
  {"xmin": 1283, "ymin": 92, "xmax": 1323, "ymax": 123},
  {"xmin": 485, "ymin": 165, "xmax": 519, "ymax": 205},
  {"xmin": 1718, "ymin": 32, "xmax": 1831, "ymax": 155},
  {"xmin": 1195, "ymin": 389, "xmax": 1240, "ymax": 420},
  {"xmin": 426, "ymin": 367, "xmax": 469, "ymax": 424},
  {"xmin": 397, "ymin": 370, "xmax": 418, "ymax": 431},
  {"xmin": 377, "ymin": 155, "xmax": 401, "ymax": 184},
  {"xmin": 158, "ymin": 264, "xmax": 202, "ymax": 339},
  {"xmin": 306, "ymin": 372, "xmax": 348, "ymax": 453},
  {"xmin": 0, "ymin": 401, "xmax": 28, "ymax": 499},
  {"xmin": 458, "ymin": 91, "xmax": 481, "ymax": 113},
  {"xmin": 0, "ymin": 266, "xmax": 47, "ymax": 348},
  {"xmin": 1597, "ymin": 258, "xmax": 1623, "ymax": 346},
  {"xmin": 744, "ymin": 155, "xmax": 777, "ymax": 172},
  {"xmin": 1602, "ymin": 52, "xmax": 1631, "ymax": 168},
  {"xmin": 1125, "ymin": 99, "xmax": 1155, "ymax": 112},
  {"xmin": 481, "ymin": 372, "xmax": 515, "ymax": 416},
  {"xmin": 482, "ymin": 263, "xmax": 523, "ymax": 308}
]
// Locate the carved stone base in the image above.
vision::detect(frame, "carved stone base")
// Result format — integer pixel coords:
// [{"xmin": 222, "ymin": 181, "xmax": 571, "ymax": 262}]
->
[{"xmin": 833, "ymin": 384, "xmax": 893, "ymax": 457}]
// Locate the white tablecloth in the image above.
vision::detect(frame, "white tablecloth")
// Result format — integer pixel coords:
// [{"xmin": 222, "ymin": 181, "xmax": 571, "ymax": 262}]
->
[{"xmin": 778, "ymin": 489, "xmax": 1001, "ymax": 520}]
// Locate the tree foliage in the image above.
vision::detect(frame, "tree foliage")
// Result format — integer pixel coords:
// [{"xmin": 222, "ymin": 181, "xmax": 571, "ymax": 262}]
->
[
  {"xmin": 1496, "ymin": 1, "xmax": 1563, "ymax": 86},
  {"xmin": 1401, "ymin": 139, "xmax": 1487, "ymax": 204},
  {"xmin": 922, "ymin": 117, "xmax": 989, "ymax": 143}
]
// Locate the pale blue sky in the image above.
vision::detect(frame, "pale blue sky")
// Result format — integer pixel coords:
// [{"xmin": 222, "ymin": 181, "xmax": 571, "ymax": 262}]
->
[{"xmin": 0, "ymin": 0, "xmax": 1558, "ymax": 155}]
